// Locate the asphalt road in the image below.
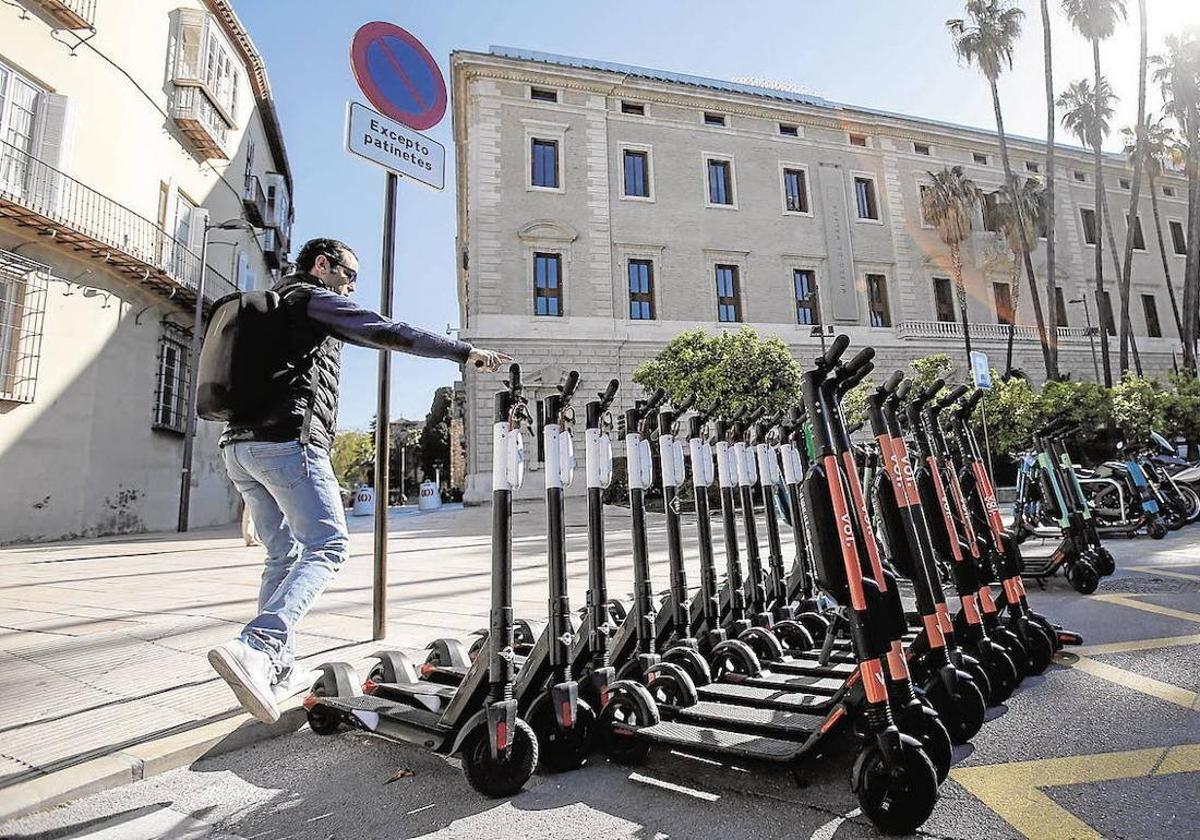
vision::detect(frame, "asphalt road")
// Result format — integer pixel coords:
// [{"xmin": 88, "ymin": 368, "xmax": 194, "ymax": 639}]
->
[{"xmin": 4, "ymin": 531, "xmax": 1199, "ymax": 840}]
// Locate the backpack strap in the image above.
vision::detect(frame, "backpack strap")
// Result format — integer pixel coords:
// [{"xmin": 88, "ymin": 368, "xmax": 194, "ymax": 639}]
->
[{"xmin": 278, "ymin": 279, "xmax": 323, "ymax": 447}]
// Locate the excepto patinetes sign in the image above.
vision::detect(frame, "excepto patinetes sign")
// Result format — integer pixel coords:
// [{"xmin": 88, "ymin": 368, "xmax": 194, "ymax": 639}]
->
[{"xmin": 345, "ymin": 101, "xmax": 445, "ymax": 190}]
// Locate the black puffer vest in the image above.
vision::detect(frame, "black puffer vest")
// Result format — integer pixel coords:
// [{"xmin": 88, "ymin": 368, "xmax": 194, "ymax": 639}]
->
[{"xmin": 220, "ymin": 274, "xmax": 342, "ymax": 451}]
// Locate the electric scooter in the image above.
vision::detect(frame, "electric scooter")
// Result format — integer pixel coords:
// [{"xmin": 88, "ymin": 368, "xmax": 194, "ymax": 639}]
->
[{"xmin": 303, "ymin": 365, "xmax": 538, "ymax": 797}]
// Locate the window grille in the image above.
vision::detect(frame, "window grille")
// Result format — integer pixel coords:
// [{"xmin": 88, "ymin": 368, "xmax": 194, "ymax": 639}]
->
[
  {"xmin": 0, "ymin": 249, "xmax": 49, "ymax": 404},
  {"xmin": 153, "ymin": 322, "xmax": 192, "ymax": 433}
]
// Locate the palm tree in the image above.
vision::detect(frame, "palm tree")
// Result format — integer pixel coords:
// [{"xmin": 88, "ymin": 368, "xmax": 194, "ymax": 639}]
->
[
  {"xmin": 1061, "ymin": 0, "xmax": 1126, "ymax": 386},
  {"xmin": 994, "ymin": 177, "xmax": 1045, "ymax": 374},
  {"xmin": 1115, "ymin": 0, "xmax": 1149, "ymax": 374},
  {"xmin": 948, "ymin": 0, "xmax": 1056, "ymax": 380},
  {"xmin": 922, "ymin": 166, "xmax": 982, "ymax": 359},
  {"xmin": 1152, "ymin": 32, "xmax": 1200, "ymax": 374},
  {"xmin": 1059, "ymin": 75, "xmax": 1119, "ymax": 385},
  {"xmin": 1040, "ymin": 0, "xmax": 1060, "ymax": 379},
  {"xmin": 1124, "ymin": 117, "xmax": 1184, "ymax": 335}
]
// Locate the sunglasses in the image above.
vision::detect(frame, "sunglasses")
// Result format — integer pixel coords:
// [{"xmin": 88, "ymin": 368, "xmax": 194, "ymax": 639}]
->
[{"xmin": 325, "ymin": 254, "xmax": 357, "ymax": 284}]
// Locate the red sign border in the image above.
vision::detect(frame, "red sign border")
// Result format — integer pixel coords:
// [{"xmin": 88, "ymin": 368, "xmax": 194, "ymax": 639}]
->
[{"xmin": 349, "ymin": 21, "xmax": 447, "ymax": 131}]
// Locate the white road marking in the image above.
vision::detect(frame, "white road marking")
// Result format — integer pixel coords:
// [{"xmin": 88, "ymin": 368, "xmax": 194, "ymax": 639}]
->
[{"xmin": 809, "ymin": 807, "xmax": 862, "ymax": 840}]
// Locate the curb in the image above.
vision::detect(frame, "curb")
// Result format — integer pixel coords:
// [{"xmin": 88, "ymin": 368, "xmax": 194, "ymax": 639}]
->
[{"xmin": 0, "ymin": 705, "xmax": 309, "ymax": 824}]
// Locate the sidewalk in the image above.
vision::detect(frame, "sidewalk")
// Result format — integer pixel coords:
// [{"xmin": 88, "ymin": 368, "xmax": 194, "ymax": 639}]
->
[{"xmin": 0, "ymin": 498, "xmax": 693, "ymax": 820}]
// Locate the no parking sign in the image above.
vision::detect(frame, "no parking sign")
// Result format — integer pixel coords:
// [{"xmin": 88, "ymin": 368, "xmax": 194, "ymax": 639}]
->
[{"xmin": 350, "ymin": 22, "xmax": 446, "ymax": 130}]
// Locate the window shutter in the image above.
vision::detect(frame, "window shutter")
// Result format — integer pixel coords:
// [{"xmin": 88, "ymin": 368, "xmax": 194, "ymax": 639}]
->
[
  {"xmin": 188, "ymin": 207, "xmax": 209, "ymax": 252},
  {"xmin": 236, "ymin": 249, "xmax": 252, "ymax": 291},
  {"xmin": 30, "ymin": 94, "xmax": 75, "ymax": 214}
]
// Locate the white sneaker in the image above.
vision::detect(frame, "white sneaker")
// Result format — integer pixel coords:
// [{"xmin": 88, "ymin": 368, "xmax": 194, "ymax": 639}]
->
[
  {"xmin": 272, "ymin": 667, "xmax": 321, "ymax": 703},
  {"xmin": 208, "ymin": 640, "xmax": 281, "ymax": 724}
]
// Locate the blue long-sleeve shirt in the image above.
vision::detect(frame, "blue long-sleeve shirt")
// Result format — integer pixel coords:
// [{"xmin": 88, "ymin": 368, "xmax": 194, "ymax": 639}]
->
[{"xmin": 305, "ymin": 286, "xmax": 472, "ymax": 364}]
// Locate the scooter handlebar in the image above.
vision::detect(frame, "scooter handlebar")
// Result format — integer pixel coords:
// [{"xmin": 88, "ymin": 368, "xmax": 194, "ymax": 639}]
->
[
  {"xmin": 960, "ymin": 389, "xmax": 984, "ymax": 415},
  {"xmin": 918, "ymin": 378, "xmax": 945, "ymax": 406},
  {"xmin": 936, "ymin": 384, "xmax": 969, "ymax": 410},
  {"xmin": 843, "ymin": 360, "xmax": 873, "ymax": 391},
  {"xmin": 821, "ymin": 334, "xmax": 851, "ymax": 368},
  {"xmin": 895, "ymin": 379, "xmax": 912, "ymax": 403},
  {"xmin": 644, "ymin": 387, "xmax": 668, "ymax": 414},
  {"xmin": 840, "ymin": 346, "xmax": 875, "ymax": 378},
  {"xmin": 558, "ymin": 370, "xmax": 580, "ymax": 401},
  {"xmin": 672, "ymin": 392, "xmax": 697, "ymax": 415},
  {"xmin": 881, "ymin": 370, "xmax": 904, "ymax": 394},
  {"xmin": 598, "ymin": 378, "xmax": 619, "ymax": 410},
  {"xmin": 506, "ymin": 363, "xmax": 522, "ymax": 395}
]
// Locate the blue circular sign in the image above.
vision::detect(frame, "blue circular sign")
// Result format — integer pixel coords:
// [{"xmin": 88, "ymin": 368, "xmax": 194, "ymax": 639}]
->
[{"xmin": 350, "ymin": 22, "xmax": 446, "ymax": 131}]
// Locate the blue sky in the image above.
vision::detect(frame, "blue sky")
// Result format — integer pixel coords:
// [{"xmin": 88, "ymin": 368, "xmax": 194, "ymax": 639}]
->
[{"xmin": 229, "ymin": 0, "xmax": 1198, "ymax": 430}]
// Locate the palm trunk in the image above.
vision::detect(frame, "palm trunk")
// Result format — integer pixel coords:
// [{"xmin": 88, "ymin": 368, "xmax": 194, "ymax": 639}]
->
[
  {"xmin": 1148, "ymin": 170, "xmax": 1185, "ymax": 336},
  {"xmin": 952, "ymin": 242, "xmax": 972, "ymax": 361},
  {"xmin": 990, "ymin": 78, "xmax": 1052, "ymax": 380},
  {"xmin": 1041, "ymin": 0, "xmax": 1060, "ymax": 380},
  {"xmin": 1185, "ymin": 135, "xmax": 1200, "ymax": 375},
  {"xmin": 1006, "ymin": 258, "xmax": 1020, "ymax": 376},
  {"xmin": 1093, "ymin": 38, "xmax": 1113, "ymax": 386},
  {"xmin": 1103, "ymin": 197, "xmax": 1143, "ymax": 375},
  {"xmin": 1118, "ymin": 0, "xmax": 1149, "ymax": 378}
]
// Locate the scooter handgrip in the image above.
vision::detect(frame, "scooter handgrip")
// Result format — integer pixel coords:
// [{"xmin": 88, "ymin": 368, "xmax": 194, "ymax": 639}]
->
[
  {"xmin": 822, "ymin": 334, "xmax": 850, "ymax": 367},
  {"xmin": 559, "ymin": 370, "xmax": 581, "ymax": 401},
  {"xmin": 846, "ymin": 419, "xmax": 864, "ymax": 435},
  {"xmin": 844, "ymin": 362, "xmax": 872, "ymax": 390},
  {"xmin": 645, "ymin": 387, "xmax": 668, "ymax": 412},
  {"xmin": 882, "ymin": 370, "xmax": 904, "ymax": 394},
  {"xmin": 963, "ymin": 389, "xmax": 985, "ymax": 413},
  {"xmin": 507, "ymin": 363, "xmax": 522, "ymax": 392},
  {"xmin": 599, "ymin": 378, "xmax": 619, "ymax": 408},
  {"xmin": 842, "ymin": 346, "xmax": 875, "ymax": 377},
  {"xmin": 937, "ymin": 384, "xmax": 969, "ymax": 409},
  {"xmin": 895, "ymin": 380, "xmax": 912, "ymax": 403},
  {"xmin": 919, "ymin": 378, "xmax": 945, "ymax": 405},
  {"xmin": 674, "ymin": 393, "xmax": 697, "ymax": 414}
]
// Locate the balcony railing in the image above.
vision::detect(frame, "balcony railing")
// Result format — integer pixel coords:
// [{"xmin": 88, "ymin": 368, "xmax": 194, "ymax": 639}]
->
[
  {"xmin": 0, "ymin": 139, "xmax": 234, "ymax": 307},
  {"xmin": 170, "ymin": 86, "xmax": 230, "ymax": 160},
  {"xmin": 898, "ymin": 320, "xmax": 1094, "ymax": 343},
  {"xmin": 242, "ymin": 175, "xmax": 266, "ymax": 226},
  {"xmin": 28, "ymin": 0, "xmax": 96, "ymax": 29}
]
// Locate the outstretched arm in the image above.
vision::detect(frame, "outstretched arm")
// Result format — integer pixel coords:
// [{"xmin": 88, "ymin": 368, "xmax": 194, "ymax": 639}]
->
[{"xmin": 306, "ymin": 288, "xmax": 472, "ymax": 362}]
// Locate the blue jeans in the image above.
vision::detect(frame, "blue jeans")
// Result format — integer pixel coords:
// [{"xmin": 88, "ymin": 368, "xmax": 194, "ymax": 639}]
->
[{"xmin": 222, "ymin": 440, "xmax": 350, "ymax": 679}]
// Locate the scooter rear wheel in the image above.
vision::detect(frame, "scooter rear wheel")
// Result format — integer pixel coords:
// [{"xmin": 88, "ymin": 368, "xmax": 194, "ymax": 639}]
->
[
  {"xmin": 597, "ymin": 684, "xmax": 658, "ymax": 765},
  {"xmin": 1147, "ymin": 517, "xmax": 1168, "ymax": 540},
  {"xmin": 771, "ymin": 619, "xmax": 815, "ymax": 652},
  {"xmin": 852, "ymin": 738, "xmax": 939, "ymax": 836},
  {"xmin": 460, "ymin": 718, "xmax": 538, "ymax": 798}
]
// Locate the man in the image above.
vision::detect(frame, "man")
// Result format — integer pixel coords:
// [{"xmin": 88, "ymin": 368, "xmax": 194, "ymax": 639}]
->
[{"xmin": 208, "ymin": 237, "xmax": 508, "ymax": 723}]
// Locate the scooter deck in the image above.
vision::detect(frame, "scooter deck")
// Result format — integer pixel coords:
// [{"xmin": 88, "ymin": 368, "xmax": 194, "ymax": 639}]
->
[
  {"xmin": 672, "ymin": 700, "xmax": 820, "ymax": 739},
  {"xmin": 316, "ymin": 693, "xmax": 443, "ymax": 729},
  {"xmin": 758, "ymin": 658, "xmax": 857, "ymax": 678},
  {"xmin": 742, "ymin": 664, "xmax": 850, "ymax": 695},
  {"xmin": 636, "ymin": 720, "xmax": 801, "ymax": 762},
  {"xmin": 697, "ymin": 681, "xmax": 836, "ymax": 712}
]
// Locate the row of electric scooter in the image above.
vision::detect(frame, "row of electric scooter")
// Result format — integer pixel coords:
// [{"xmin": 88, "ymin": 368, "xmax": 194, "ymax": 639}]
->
[
  {"xmin": 1012, "ymin": 425, "xmax": 1197, "ymax": 593},
  {"xmin": 302, "ymin": 336, "xmax": 1081, "ymax": 836}
]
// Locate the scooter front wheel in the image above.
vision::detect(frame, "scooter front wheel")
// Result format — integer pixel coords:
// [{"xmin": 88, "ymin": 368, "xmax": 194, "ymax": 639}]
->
[
  {"xmin": 923, "ymin": 673, "xmax": 986, "ymax": 745},
  {"xmin": 852, "ymin": 738, "xmax": 939, "ymax": 836},
  {"xmin": 1147, "ymin": 517, "xmax": 1168, "ymax": 540},
  {"xmin": 980, "ymin": 644, "xmax": 1019, "ymax": 704},
  {"xmin": 1012, "ymin": 619, "xmax": 1054, "ymax": 675},
  {"xmin": 460, "ymin": 718, "xmax": 538, "ymax": 798},
  {"xmin": 526, "ymin": 695, "xmax": 595, "ymax": 773},
  {"xmin": 1068, "ymin": 558, "xmax": 1100, "ymax": 594},
  {"xmin": 895, "ymin": 702, "xmax": 952, "ymax": 782}
]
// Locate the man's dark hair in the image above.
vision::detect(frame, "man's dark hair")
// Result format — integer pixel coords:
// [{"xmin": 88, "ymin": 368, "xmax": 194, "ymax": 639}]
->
[{"xmin": 295, "ymin": 238, "xmax": 354, "ymax": 273}]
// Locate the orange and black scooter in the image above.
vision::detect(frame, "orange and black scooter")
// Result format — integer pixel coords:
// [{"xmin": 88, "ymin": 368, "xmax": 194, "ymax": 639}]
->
[
  {"xmin": 939, "ymin": 388, "xmax": 1079, "ymax": 665},
  {"xmin": 864, "ymin": 373, "xmax": 987, "ymax": 743},
  {"xmin": 906, "ymin": 378, "xmax": 1020, "ymax": 705}
]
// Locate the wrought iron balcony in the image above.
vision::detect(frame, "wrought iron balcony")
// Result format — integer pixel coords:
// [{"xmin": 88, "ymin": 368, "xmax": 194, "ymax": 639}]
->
[
  {"xmin": 242, "ymin": 175, "xmax": 266, "ymax": 226},
  {"xmin": 0, "ymin": 139, "xmax": 234, "ymax": 309},
  {"xmin": 170, "ymin": 86, "xmax": 230, "ymax": 160},
  {"xmin": 27, "ymin": 0, "xmax": 95, "ymax": 29},
  {"xmin": 897, "ymin": 320, "xmax": 1094, "ymax": 343}
]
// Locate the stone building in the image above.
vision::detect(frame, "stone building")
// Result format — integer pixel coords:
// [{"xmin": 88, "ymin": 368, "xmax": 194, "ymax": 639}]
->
[
  {"xmin": 450, "ymin": 47, "xmax": 1189, "ymax": 502},
  {"xmin": 0, "ymin": 0, "xmax": 294, "ymax": 541}
]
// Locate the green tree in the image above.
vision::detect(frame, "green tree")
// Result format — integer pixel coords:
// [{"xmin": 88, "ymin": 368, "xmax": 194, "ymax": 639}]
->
[
  {"xmin": 1061, "ymin": 0, "xmax": 1127, "ymax": 385},
  {"xmin": 632, "ymin": 327, "xmax": 802, "ymax": 417},
  {"xmin": 1110, "ymin": 374, "xmax": 1167, "ymax": 442},
  {"xmin": 920, "ymin": 167, "xmax": 981, "ymax": 360},
  {"xmin": 419, "ymin": 386, "xmax": 453, "ymax": 485},
  {"xmin": 330, "ymin": 430, "xmax": 373, "ymax": 489},
  {"xmin": 948, "ymin": 0, "xmax": 1056, "ymax": 379},
  {"xmin": 980, "ymin": 374, "xmax": 1038, "ymax": 457}
]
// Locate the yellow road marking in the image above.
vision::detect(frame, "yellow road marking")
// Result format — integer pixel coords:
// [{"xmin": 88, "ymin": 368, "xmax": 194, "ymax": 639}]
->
[
  {"xmin": 951, "ymin": 743, "xmax": 1200, "ymax": 840},
  {"xmin": 1124, "ymin": 565, "xmax": 1200, "ymax": 583},
  {"xmin": 1091, "ymin": 593, "xmax": 1200, "ymax": 625},
  {"xmin": 1074, "ymin": 633, "xmax": 1200, "ymax": 656},
  {"xmin": 1069, "ymin": 655, "xmax": 1199, "ymax": 710}
]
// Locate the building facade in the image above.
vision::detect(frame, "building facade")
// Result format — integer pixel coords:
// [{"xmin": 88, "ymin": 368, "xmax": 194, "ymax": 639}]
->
[
  {"xmin": 451, "ymin": 47, "xmax": 1190, "ymax": 502},
  {"xmin": 0, "ymin": 0, "xmax": 294, "ymax": 542}
]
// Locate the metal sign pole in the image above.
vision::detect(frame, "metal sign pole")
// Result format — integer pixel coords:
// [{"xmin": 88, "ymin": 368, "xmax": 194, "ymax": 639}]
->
[
  {"xmin": 373, "ymin": 171, "xmax": 399, "ymax": 640},
  {"xmin": 981, "ymin": 398, "xmax": 995, "ymax": 486}
]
